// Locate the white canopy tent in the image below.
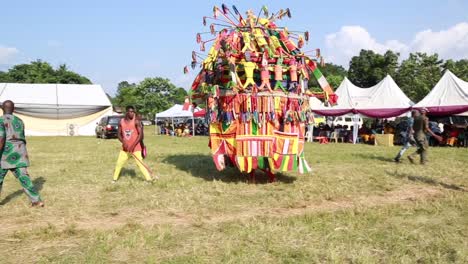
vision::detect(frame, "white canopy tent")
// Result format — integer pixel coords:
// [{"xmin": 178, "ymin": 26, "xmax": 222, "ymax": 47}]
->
[
  {"xmin": 155, "ymin": 104, "xmax": 199, "ymax": 118},
  {"xmin": 311, "ymin": 75, "xmax": 413, "ymax": 143},
  {"xmin": 313, "ymin": 75, "xmax": 413, "ymax": 118},
  {"xmin": 0, "ymin": 83, "xmax": 112, "ymax": 136},
  {"xmin": 413, "ymin": 70, "xmax": 468, "ymax": 116},
  {"xmin": 155, "ymin": 104, "xmax": 203, "ymax": 136}
]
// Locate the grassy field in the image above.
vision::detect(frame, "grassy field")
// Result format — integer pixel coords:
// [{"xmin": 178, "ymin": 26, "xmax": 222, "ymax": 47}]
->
[{"xmin": 1, "ymin": 126, "xmax": 467, "ymax": 263}]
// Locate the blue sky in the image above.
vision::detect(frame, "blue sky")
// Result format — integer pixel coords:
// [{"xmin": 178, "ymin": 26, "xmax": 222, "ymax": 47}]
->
[{"xmin": 1, "ymin": 0, "xmax": 467, "ymax": 95}]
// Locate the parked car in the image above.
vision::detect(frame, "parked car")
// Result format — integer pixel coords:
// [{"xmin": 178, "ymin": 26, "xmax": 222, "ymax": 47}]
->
[
  {"xmin": 332, "ymin": 115, "xmax": 363, "ymax": 129},
  {"xmin": 141, "ymin": 119, "xmax": 152, "ymax": 126},
  {"xmin": 95, "ymin": 115, "xmax": 123, "ymax": 139}
]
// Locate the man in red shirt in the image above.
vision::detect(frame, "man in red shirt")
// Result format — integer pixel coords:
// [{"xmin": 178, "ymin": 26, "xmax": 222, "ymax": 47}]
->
[{"xmin": 112, "ymin": 106, "xmax": 153, "ymax": 183}]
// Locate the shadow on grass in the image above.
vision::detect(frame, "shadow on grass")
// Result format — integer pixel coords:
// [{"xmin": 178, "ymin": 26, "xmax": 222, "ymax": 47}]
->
[
  {"xmin": 354, "ymin": 153, "xmax": 395, "ymax": 162},
  {"xmin": 0, "ymin": 176, "xmax": 46, "ymax": 205},
  {"xmin": 116, "ymin": 168, "xmax": 151, "ymax": 182},
  {"xmin": 386, "ymin": 171, "xmax": 467, "ymax": 192},
  {"xmin": 164, "ymin": 154, "xmax": 296, "ymax": 184},
  {"xmin": 120, "ymin": 168, "xmax": 137, "ymax": 178}
]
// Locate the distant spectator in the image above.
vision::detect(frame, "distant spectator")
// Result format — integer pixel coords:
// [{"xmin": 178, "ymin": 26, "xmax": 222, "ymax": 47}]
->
[
  {"xmin": 446, "ymin": 126, "xmax": 459, "ymax": 147},
  {"xmin": 394, "ymin": 111, "xmax": 416, "ymax": 163},
  {"xmin": 408, "ymin": 108, "xmax": 442, "ymax": 165}
]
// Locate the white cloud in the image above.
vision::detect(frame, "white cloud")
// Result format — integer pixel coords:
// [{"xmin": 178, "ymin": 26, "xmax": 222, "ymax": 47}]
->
[
  {"xmin": 325, "ymin": 26, "xmax": 407, "ymax": 66},
  {"xmin": 0, "ymin": 45, "xmax": 19, "ymax": 64},
  {"xmin": 411, "ymin": 22, "xmax": 468, "ymax": 60},
  {"xmin": 325, "ymin": 22, "xmax": 468, "ymax": 67}
]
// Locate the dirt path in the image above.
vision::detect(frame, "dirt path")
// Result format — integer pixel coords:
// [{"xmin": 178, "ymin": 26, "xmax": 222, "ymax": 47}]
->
[{"xmin": 0, "ymin": 185, "xmax": 444, "ymax": 237}]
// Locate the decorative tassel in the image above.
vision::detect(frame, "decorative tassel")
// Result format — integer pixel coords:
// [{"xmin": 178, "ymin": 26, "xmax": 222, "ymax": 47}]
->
[
  {"xmin": 298, "ymin": 36, "xmax": 304, "ymax": 48},
  {"xmin": 221, "ymin": 4, "xmax": 229, "ymax": 14},
  {"xmin": 213, "ymin": 6, "xmax": 219, "ymax": 19},
  {"xmin": 210, "ymin": 24, "xmax": 216, "ymax": 35}
]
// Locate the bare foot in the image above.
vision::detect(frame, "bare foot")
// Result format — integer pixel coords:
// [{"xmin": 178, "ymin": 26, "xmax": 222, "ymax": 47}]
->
[{"xmin": 32, "ymin": 201, "xmax": 45, "ymax": 207}]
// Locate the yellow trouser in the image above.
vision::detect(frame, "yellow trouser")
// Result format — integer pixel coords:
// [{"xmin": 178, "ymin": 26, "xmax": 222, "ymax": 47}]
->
[{"xmin": 113, "ymin": 151, "xmax": 152, "ymax": 181}]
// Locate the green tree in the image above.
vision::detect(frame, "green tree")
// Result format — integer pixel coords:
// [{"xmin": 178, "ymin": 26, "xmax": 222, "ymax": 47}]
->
[
  {"xmin": 173, "ymin": 87, "xmax": 188, "ymax": 104},
  {"xmin": 348, "ymin": 50, "xmax": 399, "ymax": 87},
  {"xmin": 396, "ymin": 52, "xmax": 443, "ymax": 102},
  {"xmin": 1, "ymin": 60, "xmax": 91, "ymax": 84},
  {"xmin": 0, "ymin": 71, "xmax": 12, "ymax": 82},
  {"xmin": 113, "ymin": 77, "xmax": 180, "ymax": 119},
  {"xmin": 55, "ymin": 64, "xmax": 92, "ymax": 84},
  {"xmin": 325, "ymin": 75, "xmax": 346, "ymax": 90},
  {"xmin": 443, "ymin": 59, "xmax": 468, "ymax": 81},
  {"xmin": 7, "ymin": 60, "xmax": 56, "ymax": 83},
  {"xmin": 320, "ymin": 62, "xmax": 347, "ymax": 77},
  {"xmin": 112, "ymin": 81, "xmax": 139, "ymax": 109}
]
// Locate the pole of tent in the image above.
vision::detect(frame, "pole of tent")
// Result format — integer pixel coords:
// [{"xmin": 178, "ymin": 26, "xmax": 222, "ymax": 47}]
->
[
  {"xmin": 192, "ymin": 117, "xmax": 195, "ymax": 136},
  {"xmin": 352, "ymin": 114, "xmax": 359, "ymax": 144},
  {"xmin": 154, "ymin": 115, "xmax": 158, "ymax": 135},
  {"xmin": 171, "ymin": 117, "xmax": 174, "ymax": 136},
  {"xmin": 310, "ymin": 124, "xmax": 314, "ymax": 142},
  {"xmin": 307, "ymin": 124, "xmax": 313, "ymax": 142}
]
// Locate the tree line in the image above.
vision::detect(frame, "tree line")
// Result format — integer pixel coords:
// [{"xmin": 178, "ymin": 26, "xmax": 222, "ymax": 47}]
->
[
  {"xmin": 1, "ymin": 52, "xmax": 467, "ymax": 117},
  {"xmin": 112, "ymin": 79, "xmax": 187, "ymax": 119},
  {"xmin": 0, "ymin": 60, "xmax": 91, "ymax": 84},
  {"xmin": 0, "ymin": 60, "xmax": 188, "ymax": 119},
  {"xmin": 319, "ymin": 50, "xmax": 468, "ymax": 102}
]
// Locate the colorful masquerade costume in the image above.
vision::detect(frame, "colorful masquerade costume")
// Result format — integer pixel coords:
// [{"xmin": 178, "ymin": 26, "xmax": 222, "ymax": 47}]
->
[{"xmin": 186, "ymin": 5, "xmax": 337, "ymax": 178}]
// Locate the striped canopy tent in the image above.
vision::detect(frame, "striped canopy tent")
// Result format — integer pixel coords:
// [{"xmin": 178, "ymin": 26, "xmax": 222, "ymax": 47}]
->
[
  {"xmin": 311, "ymin": 75, "xmax": 413, "ymax": 144},
  {"xmin": 312, "ymin": 75, "xmax": 413, "ymax": 118}
]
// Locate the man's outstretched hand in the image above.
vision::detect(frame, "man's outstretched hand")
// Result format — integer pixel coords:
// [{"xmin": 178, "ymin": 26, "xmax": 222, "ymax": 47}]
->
[{"xmin": 433, "ymin": 134, "xmax": 443, "ymax": 143}]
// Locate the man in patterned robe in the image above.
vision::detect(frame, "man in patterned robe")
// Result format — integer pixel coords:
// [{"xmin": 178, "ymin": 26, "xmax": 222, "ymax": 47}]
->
[{"xmin": 0, "ymin": 100, "xmax": 44, "ymax": 207}]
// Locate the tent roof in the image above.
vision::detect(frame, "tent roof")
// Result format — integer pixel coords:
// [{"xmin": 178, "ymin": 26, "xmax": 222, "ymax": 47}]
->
[
  {"xmin": 155, "ymin": 104, "xmax": 202, "ymax": 118},
  {"xmin": 414, "ymin": 70, "xmax": 468, "ymax": 115},
  {"xmin": 312, "ymin": 75, "xmax": 413, "ymax": 118},
  {"xmin": 0, "ymin": 83, "xmax": 112, "ymax": 119},
  {"xmin": 0, "ymin": 83, "xmax": 111, "ymax": 106}
]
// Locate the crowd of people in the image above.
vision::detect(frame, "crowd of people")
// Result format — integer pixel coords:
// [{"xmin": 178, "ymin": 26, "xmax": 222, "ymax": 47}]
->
[
  {"xmin": 157, "ymin": 120, "xmax": 208, "ymax": 137},
  {"xmin": 308, "ymin": 115, "xmax": 468, "ymax": 147},
  {"xmin": 308, "ymin": 119, "xmax": 389, "ymax": 144}
]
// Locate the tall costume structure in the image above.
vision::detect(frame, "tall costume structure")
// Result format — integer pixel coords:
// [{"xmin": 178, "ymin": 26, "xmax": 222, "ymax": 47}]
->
[{"xmin": 185, "ymin": 5, "xmax": 337, "ymax": 181}]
